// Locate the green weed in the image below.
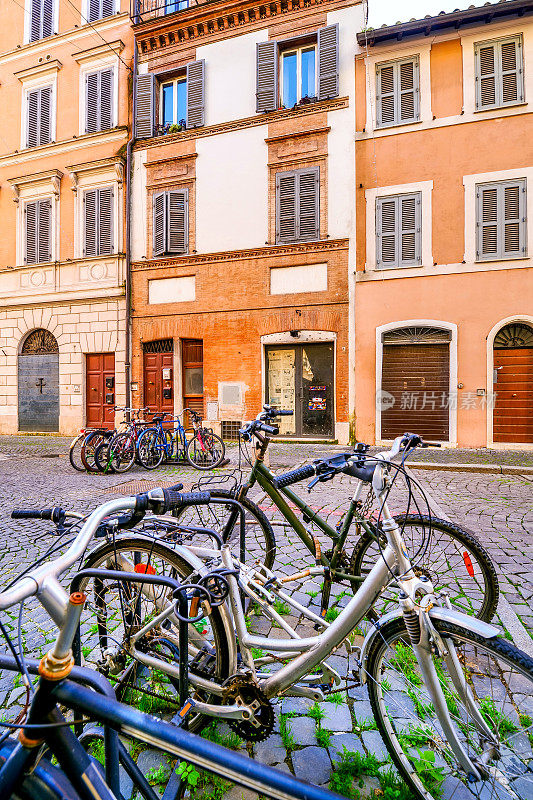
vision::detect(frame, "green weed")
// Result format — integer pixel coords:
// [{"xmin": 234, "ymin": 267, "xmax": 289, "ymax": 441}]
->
[
  {"xmin": 325, "ymin": 607, "xmax": 340, "ymax": 622},
  {"xmin": 177, "ymin": 761, "xmax": 200, "ymax": 788},
  {"xmin": 326, "ymin": 692, "xmax": 344, "ymax": 706},
  {"xmin": 308, "ymin": 702, "xmax": 326, "ymax": 722},
  {"xmin": 479, "ymin": 697, "xmax": 518, "ymax": 736},
  {"xmin": 279, "ymin": 714, "xmax": 296, "ymax": 751},
  {"xmin": 273, "ymin": 599, "xmax": 291, "ymax": 616},
  {"xmin": 316, "ymin": 727, "xmax": 332, "ymax": 748},
  {"xmin": 147, "ymin": 763, "xmax": 171, "ymax": 786}
]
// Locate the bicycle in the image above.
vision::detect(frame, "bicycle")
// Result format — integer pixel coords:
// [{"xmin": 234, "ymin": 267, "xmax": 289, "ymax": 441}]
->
[
  {"xmin": 1, "ymin": 490, "xmax": 341, "ymax": 800},
  {"xmin": 137, "ymin": 409, "xmax": 225, "ymax": 471},
  {"xmin": 175, "ymin": 408, "xmax": 499, "ymax": 623},
  {"xmin": 94, "ymin": 407, "xmax": 150, "ymax": 474},
  {"xmin": 74, "ymin": 441, "xmax": 533, "ymax": 800}
]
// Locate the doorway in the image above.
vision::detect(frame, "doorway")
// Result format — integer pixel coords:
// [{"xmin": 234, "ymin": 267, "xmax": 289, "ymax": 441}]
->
[
  {"xmin": 143, "ymin": 339, "xmax": 174, "ymax": 417},
  {"xmin": 493, "ymin": 323, "xmax": 533, "ymax": 444},
  {"xmin": 265, "ymin": 343, "xmax": 334, "ymax": 438},
  {"xmin": 86, "ymin": 353, "xmax": 115, "ymax": 429},
  {"xmin": 182, "ymin": 339, "xmax": 204, "ymax": 425},
  {"xmin": 18, "ymin": 329, "xmax": 59, "ymax": 432}
]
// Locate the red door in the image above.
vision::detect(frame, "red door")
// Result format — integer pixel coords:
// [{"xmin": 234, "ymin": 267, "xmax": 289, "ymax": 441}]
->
[
  {"xmin": 493, "ymin": 347, "xmax": 533, "ymax": 443},
  {"xmin": 86, "ymin": 353, "xmax": 115, "ymax": 429},
  {"xmin": 143, "ymin": 340, "xmax": 174, "ymax": 417}
]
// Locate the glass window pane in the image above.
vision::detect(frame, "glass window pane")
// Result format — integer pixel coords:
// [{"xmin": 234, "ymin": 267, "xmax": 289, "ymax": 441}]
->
[
  {"xmin": 301, "ymin": 48, "xmax": 316, "ymax": 98},
  {"xmin": 184, "ymin": 367, "xmax": 203, "ymax": 395},
  {"xmin": 165, "ymin": 0, "xmax": 177, "ymax": 13},
  {"xmin": 282, "ymin": 52, "xmax": 297, "ymax": 108},
  {"xmin": 162, "ymin": 84, "xmax": 174, "ymax": 125},
  {"xmin": 177, "ymin": 79, "xmax": 186, "ymax": 124}
]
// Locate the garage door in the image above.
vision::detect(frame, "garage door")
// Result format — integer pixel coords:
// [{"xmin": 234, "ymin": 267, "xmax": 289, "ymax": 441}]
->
[
  {"xmin": 381, "ymin": 327, "xmax": 451, "ymax": 441},
  {"xmin": 493, "ymin": 323, "xmax": 533, "ymax": 444}
]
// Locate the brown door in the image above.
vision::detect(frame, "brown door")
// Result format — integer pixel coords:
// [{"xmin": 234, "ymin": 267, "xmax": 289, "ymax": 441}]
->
[
  {"xmin": 143, "ymin": 340, "xmax": 174, "ymax": 417},
  {"xmin": 493, "ymin": 323, "xmax": 533, "ymax": 443},
  {"xmin": 381, "ymin": 344, "xmax": 450, "ymax": 440},
  {"xmin": 86, "ymin": 353, "xmax": 115, "ymax": 429},
  {"xmin": 182, "ymin": 339, "xmax": 204, "ymax": 425}
]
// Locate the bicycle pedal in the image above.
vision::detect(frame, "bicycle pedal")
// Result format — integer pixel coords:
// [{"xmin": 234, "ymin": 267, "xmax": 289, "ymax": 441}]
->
[{"xmin": 171, "ymin": 698, "xmax": 196, "ymax": 726}]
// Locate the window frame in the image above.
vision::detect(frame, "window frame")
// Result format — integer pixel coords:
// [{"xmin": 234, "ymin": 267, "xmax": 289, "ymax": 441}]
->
[
  {"xmin": 375, "ymin": 55, "xmax": 420, "ymax": 129},
  {"xmin": 22, "ymin": 80, "xmax": 56, "ymax": 150},
  {"xmin": 152, "ymin": 189, "xmax": 189, "ymax": 257},
  {"xmin": 474, "ymin": 34, "xmax": 525, "ymax": 112},
  {"xmin": 159, "ymin": 76, "xmax": 187, "ymax": 128},
  {"xmin": 23, "ymin": 196, "xmax": 53, "ymax": 265},
  {"xmin": 275, "ymin": 166, "xmax": 320, "ymax": 245},
  {"xmin": 375, "ymin": 191, "xmax": 422, "ymax": 269},
  {"xmin": 25, "ymin": 0, "xmax": 57, "ymax": 43},
  {"xmin": 83, "ymin": 185, "xmax": 115, "ymax": 258},
  {"xmin": 279, "ymin": 43, "xmax": 317, "ymax": 108},
  {"xmin": 475, "ymin": 178, "xmax": 527, "ymax": 262},
  {"xmin": 79, "ymin": 58, "xmax": 118, "ymax": 137},
  {"xmin": 83, "ymin": 0, "xmax": 116, "ymax": 24}
]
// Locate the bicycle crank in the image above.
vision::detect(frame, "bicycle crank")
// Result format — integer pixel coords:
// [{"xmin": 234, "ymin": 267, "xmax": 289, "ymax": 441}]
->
[{"xmin": 222, "ymin": 675, "xmax": 274, "ymax": 743}]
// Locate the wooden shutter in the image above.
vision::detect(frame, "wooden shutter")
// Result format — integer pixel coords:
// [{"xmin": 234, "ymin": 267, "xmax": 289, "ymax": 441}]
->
[
  {"xmin": 25, "ymin": 199, "xmax": 51, "ymax": 264},
  {"xmin": 377, "ymin": 58, "xmax": 419, "ymax": 126},
  {"xmin": 476, "ymin": 37, "xmax": 523, "ymax": 110},
  {"xmin": 99, "ymin": 68, "xmax": 114, "ymax": 130},
  {"xmin": 376, "ymin": 196, "xmax": 397, "ymax": 266},
  {"xmin": 477, "ymin": 180, "xmax": 526, "ymax": 260},
  {"xmin": 400, "ymin": 194, "xmax": 421, "ymax": 265},
  {"xmin": 85, "ymin": 71, "xmax": 99, "ymax": 134},
  {"xmin": 276, "ymin": 171, "xmax": 297, "ymax": 243},
  {"xmin": 377, "ymin": 193, "xmax": 421, "ymax": 268},
  {"xmin": 298, "ymin": 169, "xmax": 319, "ymax": 240},
  {"xmin": 38, "ymin": 199, "xmax": 52, "ymax": 262},
  {"xmin": 27, "ymin": 90, "xmax": 39, "ymax": 148},
  {"xmin": 476, "ymin": 43, "xmax": 497, "ymax": 108},
  {"xmin": 27, "ymin": 87, "xmax": 52, "ymax": 148},
  {"xmin": 30, "ymin": 0, "xmax": 42, "ymax": 41},
  {"xmin": 503, "ymin": 182, "xmax": 526, "ymax": 257},
  {"xmin": 501, "ymin": 38, "xmax": 523, "ymax": 105},
  {"xmin": 88, "ymin": 0, "xmax": 100, "ymax": 20},
  {"xmin": 478, "ymin": 185, "xmax": 498, "ymax": 258},
  {"xmin": 186, "ymin": 60, "xmax": 205, "ymax": 128},
  {"xmin": 42, "ymin": 0, "xmax": 53, "ymax": 36},
  {"xmin": 167, "ymin": 190, "xmax": 188, "ymax": 253},
  {"xmin": 153, "ymin": 192, "xmax": 166, "ymax": 257},
  {"xmin": 98, "ymin": 187, "xmax": 114, "ymax": 256},
  {"xmin": 24, "ymin": 202, "xmax": 38, "ymax": 264},
  {"xmin": 317, "ymin": 24, "xmax": 339, "ymax": 101},
  {"xmin": 376, "ymin": 63, "xmax": 395, "ymax": 126},
  {"xmin": 256, "ymin": 41, "xmax": 277, "ymax": 113},
  {"xmin": 135, "ymin": 73, "xmax": 155, "ymax": 139},
  {"xmin": 101, "ymin": 0, "xmax": 114, "ymax": 15},
  {"xmin": 399, "ymin": 58, "xmax": 418, "ymax": 122},
  {"xmin": 84, "ymin": 189, "xmax": 98, "ymax": 257}
]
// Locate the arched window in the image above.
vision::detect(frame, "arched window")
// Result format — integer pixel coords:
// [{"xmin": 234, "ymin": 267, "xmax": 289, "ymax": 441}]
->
[
  {"xmin": 494, "ymin": 323, "xmax": 533, "ymax": 349},
  {"xmin": 21, "ymin": 329, "xmax": 59, "ymax": 354}
]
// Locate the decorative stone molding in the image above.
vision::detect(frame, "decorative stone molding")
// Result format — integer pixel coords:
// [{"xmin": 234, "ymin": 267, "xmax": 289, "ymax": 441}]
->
[
  {"xmin": 73, "ymin": 40, "xmax": 125, "ymax": 64},
  {"xmin": 67, "ymin": 157, "xmax": 126, "ymax": 190},
  {"xmin": 7, "ymin": 169, "xmax": 62, "ymax": 203},
  {"xmin": 69, "ymin": 171, "xmax": 79, "ymax": 194},
  {"xmin": 15, "ymin": 59, "xmax": 62, "ymax": 83}
]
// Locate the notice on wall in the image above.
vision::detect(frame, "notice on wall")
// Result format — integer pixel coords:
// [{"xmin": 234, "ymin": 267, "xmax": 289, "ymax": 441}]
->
[{"xmin": 267, "ymin": 349, "xmax": 296, "ymax": 435}]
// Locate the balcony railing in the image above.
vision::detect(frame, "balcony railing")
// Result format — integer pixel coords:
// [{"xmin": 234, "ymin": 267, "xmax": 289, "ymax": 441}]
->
[{"xmin": 130, "ymin": 0, "xmax": 210, "ymax": 24}]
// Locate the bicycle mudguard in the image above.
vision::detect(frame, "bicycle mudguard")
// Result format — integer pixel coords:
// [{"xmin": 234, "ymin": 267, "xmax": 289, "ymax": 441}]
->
[
  {"xmin": 358, "ymin": 606, "xmax": 500, "ymax": 684},
  {"xmin": 0, "ymin": 738, "xmax": 83, "ymax": 800}
]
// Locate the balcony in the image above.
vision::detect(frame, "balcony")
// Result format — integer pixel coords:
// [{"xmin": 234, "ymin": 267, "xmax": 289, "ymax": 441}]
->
[{"xmin": 130, "ymin": 0, "xmax": 208, "ymax": 23}]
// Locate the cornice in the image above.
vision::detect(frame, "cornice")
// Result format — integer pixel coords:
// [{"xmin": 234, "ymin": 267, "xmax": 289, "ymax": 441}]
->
[
  {"xmin": 73, "ymin": 39, "xmax": 125, "ymax": 63},
  {"xmin": 15, "ymin": 60, "xmax": 62, "ymax": 83},
  {"xmin": 67, "ymin": 157, "xmax": 125, "ymax": 192},
  {"xmin": 265, "ymin": 125, "xmax": 330, "ymax": 143},
  {"xmin": 132, "ymin": 238, "xmax": 349, "ymax": 270},
  {"xmin": 134, "ymin": 97, "xmax": 348, "ymax": 151},
  {"xmin": 7, "ymin": 169, "xmax": 62, "ymax": 203},
  {"xmin": 0, "ymin": 127, "xmax": 129, "ymax": 169}
]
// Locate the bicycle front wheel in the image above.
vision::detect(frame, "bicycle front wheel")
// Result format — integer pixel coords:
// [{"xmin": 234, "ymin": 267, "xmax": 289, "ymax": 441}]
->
[
  {"xmin": 351, "ymin": 515, "xmax": 499, "ymax": 622},
  {"xmin": 365, "ymin": 615, "xmax": 533, "ymax": 800},
  {"xmin": 186, "ymin": 431, "xmax": 225, "ymax": 470},
  {"xmin": 110, "ymin": 432, "xmax": 136, "ymax": 473},
  {"xmin": 137, "ymin": 428, "xmax": 165, "ymax": 469},
  {"xmin": 69, "ymin": 432, "xmax": 86, "ymax": 472}
]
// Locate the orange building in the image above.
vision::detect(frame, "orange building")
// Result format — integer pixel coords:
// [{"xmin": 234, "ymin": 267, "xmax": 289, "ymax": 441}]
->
[
  {"xmin": 0, "ymin": 0, "xmax": 133, "ymax": 433},
  {"xmin": 354, "ymin": 2, "xmax": 533, "ymax": 448}
]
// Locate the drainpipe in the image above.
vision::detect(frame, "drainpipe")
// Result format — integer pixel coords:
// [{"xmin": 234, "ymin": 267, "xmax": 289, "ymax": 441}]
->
[{"xmin": 124, "ymin": 40, "xmax": 138, "ymax": 419}]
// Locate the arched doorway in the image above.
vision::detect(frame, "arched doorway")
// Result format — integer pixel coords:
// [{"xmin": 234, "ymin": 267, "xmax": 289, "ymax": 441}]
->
[
  {"xmin": 18, "ymin": 329, "xmax": 59, "ymax": 432},
  {"xmin": 493, "ymin": 322, "xmax": 533, "ymax": 444}
]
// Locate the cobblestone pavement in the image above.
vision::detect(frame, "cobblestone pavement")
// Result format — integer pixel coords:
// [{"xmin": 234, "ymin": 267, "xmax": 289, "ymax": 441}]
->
[{"xmin": 0, "ymin": 435, "xmax": 531, "ymax": 798}]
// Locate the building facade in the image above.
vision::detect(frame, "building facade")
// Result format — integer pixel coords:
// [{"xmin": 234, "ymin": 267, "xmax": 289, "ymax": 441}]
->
[
  {"xmin": 129, "ymin": 0, "xmax": 362, "ymax": 442},
  {"xmin": 0, "ymin": 0, "xmax": 133, "ymax": 434},
  {"xmin": 354, "ymin": 2, "xmax": 533, "ymax": 448}
]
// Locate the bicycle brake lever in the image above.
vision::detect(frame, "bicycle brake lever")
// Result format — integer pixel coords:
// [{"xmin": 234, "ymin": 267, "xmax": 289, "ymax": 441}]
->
[{"xmin": 307, "ymin": 476, "xmax": 320, "ymax": 492}]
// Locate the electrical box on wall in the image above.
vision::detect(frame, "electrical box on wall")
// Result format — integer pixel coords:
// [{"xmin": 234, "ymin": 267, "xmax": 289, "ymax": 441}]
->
[
  {"xmin": 106, "ymin": 393, "xmax": 114, "ymax": 404},
  {"xmin": 162, "ymin": 368, "xmax": 172, "ymax": 381}
]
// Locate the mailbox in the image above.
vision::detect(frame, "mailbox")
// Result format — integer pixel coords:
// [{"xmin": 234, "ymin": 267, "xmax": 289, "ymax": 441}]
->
[
  {"xmin": 162, "ymin": 368, "xmax": 172, "ymax": 381},
  {"xmin": 163, "ymin": 388, "xmax": 172, "ymax": 400},
  {"xmin": 106, "ymin": 393, "xmax": 115, "ymax": 404},
  {"xmin": 105, "ymin": 376, "xmax": 115, "ymax": 389}
]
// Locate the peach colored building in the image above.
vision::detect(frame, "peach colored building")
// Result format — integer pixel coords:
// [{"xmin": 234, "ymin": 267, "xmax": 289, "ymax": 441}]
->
[
  {"xmin": 354, "ymin": 2, "xmax": 533, "ymax": 448},
  {"xmin": 0, "ymin": 0, "xmax": 133, "ymax": 434}
]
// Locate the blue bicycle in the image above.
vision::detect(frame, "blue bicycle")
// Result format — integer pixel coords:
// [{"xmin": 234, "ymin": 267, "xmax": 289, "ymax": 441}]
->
[{"xmin": 137, "ymin": 409, "xmax": 226, "ymax": 470}]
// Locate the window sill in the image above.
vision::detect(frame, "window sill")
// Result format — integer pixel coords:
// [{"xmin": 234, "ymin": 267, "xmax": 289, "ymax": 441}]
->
[
  {"xmin": 375, "ymin": 118, "xmax": 421, "ymax": 131},
  {"xmin": 375, "ymin": 263, "xmax": 423, "ymax": 270},
  {"xmin": 475, "ymin": 255, "xmax": 529, "ymax": 264},
  {"xmin": 474, "ymin": 101, "xmax": 528, "ymax": 114}
]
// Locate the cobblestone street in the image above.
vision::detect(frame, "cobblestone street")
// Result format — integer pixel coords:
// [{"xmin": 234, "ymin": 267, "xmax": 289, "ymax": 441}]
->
[{"xmin": 0, "ymin": 435, "xmax": 531, "ymax": 798}]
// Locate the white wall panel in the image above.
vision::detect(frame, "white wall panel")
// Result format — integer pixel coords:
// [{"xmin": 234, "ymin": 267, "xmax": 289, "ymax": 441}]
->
[
  {"xmin": 196, "ymin": 127, "xmax": 268, "ymax": 253},
  {"xmin": 270, "ymin": 263, "xmax": 327, "ymax": 294},
  {"xmin": 148, "ymin": 276, "xmax": 196, "ymax": 304},
  {"xmin": 131, "ymin": 149, "xmax": 147, "ymax": 261}
]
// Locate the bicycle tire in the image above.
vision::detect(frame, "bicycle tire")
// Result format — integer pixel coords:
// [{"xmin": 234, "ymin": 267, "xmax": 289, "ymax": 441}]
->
[
  {"xmin": 94, "ymin": 440, "xmax": 116, "ymax": 474},
  {"xmin": 173, "ymin": 489, "xmax": 276, "ymax": 570},
  {"xmin": 137, "ymin": 428, "xmax": 165, "ymax": 469},
  {"xmin": 185, "ymin": 432, "xmax": 225, "ymax": 471},
  {"xmin": 110, "ymin": 432, "xmax": 136, "ymax": 473},
  {"xmin": 350, "ymin": 515, "xmax": 499, "ymax": 623},
  {"xmin": 365, "ymin": 614, "xmax": 533, "ymax": 800},
  {"xmin": 68, "ymin": 432, "xmax": 86, "ymax": 472},
  {"xmin": 80, "ymin": 537, "xmax": 232, "ymax": 733},
  {"xmin": 81, "ymin": 431, "xmax": 109, "ymax": 473}
]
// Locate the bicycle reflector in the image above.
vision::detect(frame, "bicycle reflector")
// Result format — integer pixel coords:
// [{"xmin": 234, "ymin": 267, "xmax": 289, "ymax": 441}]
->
[
  {"xmin": 134, "ymin": 563, "xmax": 156, "ymax": 575},
  {"xmin": 463, "ymin": 552, "xmax": 475, "ymax": 578}
]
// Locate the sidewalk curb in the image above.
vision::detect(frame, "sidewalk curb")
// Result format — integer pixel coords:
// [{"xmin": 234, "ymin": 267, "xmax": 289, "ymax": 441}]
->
[{"xmin": 405, "ymin": 461, "xmax": 533, "ymax": 476}]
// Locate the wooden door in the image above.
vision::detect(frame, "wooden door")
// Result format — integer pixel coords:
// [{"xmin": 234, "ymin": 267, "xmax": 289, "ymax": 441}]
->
[
  {"xmin": 143, "ymin": 340, "xmax": 174, "ymax": 417},
  {"xmin": 86, "ymin": 353, "xmax": 115, "ymax": 429},
  {"xmin": 381, "ymin": 344, "xmax": 450, "ymax": 440},
  {"xmin": 493, "ymin": 324, "xmax": 533, "ymax": 443},
  {"xmin": 182, "ymin": 339, "xmax": 203, "ymax": 425}
]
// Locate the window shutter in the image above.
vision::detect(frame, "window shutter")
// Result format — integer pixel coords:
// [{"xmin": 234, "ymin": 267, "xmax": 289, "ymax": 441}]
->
[
  {"xmin": 376, "ymin": 197, "xmax": 397, "ymax": 266},
  {"xmin": 98, "ymin": 187, "xmax": 114, "ymax": 256},
  {"xmin": 38, "ymin": 199, "xmax": 52, "ymax": 263},
  {"xmin": 168, "ymin": 190, "xmax": 188, "ymax": 253},
  {"xmin": 400, "ymin": 194, "xmax": 421, "ymax": 265},
  {"xmin": 30, "ymin": 0, "xmax": 41, "ymax": 42},
  {"xmin": 85, "ymin": 72, "xmax": 99, "ymax": 134},
  {"xmin": 503, "ymin": 182, "xmax": 526, "ymax": 257},
  {"xmin": 476, "ymin": 44, "xmax": 497, "ymax": 108},
  {"xmin": 24, "ymin": 202, "xmax": 38, "ymax": 264},
  {"xmin": 500, "ymin": 38, "xmax": 522, "ymax": 105},
  {"xmin": 84, "ymin": 189, "xmax": 98, "ymax": 257},
  {"xmin": 186, "ymin": 60, "xmax": 205, "ymax": 129},
  {"xmin": 317, "ymin": 24, "xmax": 339, "ymax": 101},
  {"xmin": 153, "ymin": 192, "xmax": 166, "ymax": 257},
  {"xmin": 99, "ymin": 68, "xmax": 114, "ymax": 131},
  {"xmin": 276, "ymin": 172, "xmax": 297, "ymax": 243},
  {"xmin": 298, "ymin": 169, "xmax": 319, "ymax": 240},
  {"xmin": 256, "ymin": 41, "xmax": 277, "ymax": 113},
  {"xmin": 39, "ymin": 86, "xmax": 52, "ymax": 145},
  {"xmin": 376, "ymin": 64, "xmax": 395, "ymax": 126},
  {"xmin": 135, "ymin": 73, "xmax": 155, "ymax": 139},
  {"xmin": 42, "ymin": 0, "xmax": 53, "ymax": 37},
  {"xmin": 478, "ymin": 185, "xmax": 499, "ymax": 258},
  {"xmin": 399, "ymin": 58, "xmax": 418, "ymax": 123},
  {"xmin": 27, "ymin": 90, "xmax": 39, "ymax": 148},
  {"xmin": 101, "ymin": 0, "xmax": 114, "ymax": 16},
  {"xmin": 88, "ymin": 0, "xmax": 100, "ymax": 21}
]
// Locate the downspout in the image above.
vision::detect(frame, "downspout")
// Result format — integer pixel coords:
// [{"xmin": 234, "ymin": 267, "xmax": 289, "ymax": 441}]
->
[{"xmin": 124, "ymin": 39, "xmax": 138, "ymax": 419}]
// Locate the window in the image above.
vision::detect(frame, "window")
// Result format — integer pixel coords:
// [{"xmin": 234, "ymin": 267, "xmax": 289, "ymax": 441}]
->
[
  {"xmin": 164, "ymin": 0, "xmax": 188, "ymax": 12},
  {"xmin": 476, "ymin": 179, "xmax": 527, "ymax": 261},
  {"xmin": 281, "ymin": 45, "xmax": 316, "ymax": 108},
  {"xmin": 87, "ymin": 0, "xmax": 114, "ymax": 22},
  {"xmin": 85, "ymin": 68, "xmax": 114, "ymax": 134},
  {"xmin": 376, "ymin": 57, "xmax": 419, "ymax": 127},
  {"xmin": 376, "ymin": 193, "xmax": 422, "ymax": 268},
  {"xmin": 475, "ymin": 36, "xmax": 524, "ymax": 110},
  {"xmin": 29, "ymin": 0, "xmax": 54, "ymax": 42},
  {"xmin": 153, "ymin": 190, "xmax": 189, "ymax": 256},
  {"xmin": 84, "ymin": 187, "xmax": 114, "ymax": 257},
  {"xmin": 276, "ymin": 167, "xmax": 319, "ymax": 244},
  {"xmin": 161, "ymin": 77, "xmax": 186, "ymax": 127},
  {"xmin": 24, "ymin": 199, "xmax": 52, "ymax": 264},
  {"xmin": 26, "ymin": 86, "xmax": 52, "ymax": 148}
]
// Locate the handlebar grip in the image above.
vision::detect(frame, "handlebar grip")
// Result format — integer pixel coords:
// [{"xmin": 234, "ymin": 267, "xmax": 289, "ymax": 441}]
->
[
  {"xmin": 423, "ymin": 441, "xmax": 442, "ymax": 448},
  {"xmin": 163, "ymin": 490, "xmax": 211, "ymax": 510},
  {"xmin": 257, "ymin": 423, "xmax": 279, "ymax": 435},
  {"xmin": 276, "ymin": 410, "xmax": 293, "ymax": 416},
  {"xmin": 12, "ymin": 508, "xmax": 53, "ymax": 520},
  {"xmin": 342, "ymin": 462, "xmax": 377, "ymax": 483},
  {"xmin": 273, "ymin": 464, "xmax": 316, "ymax": 489},
  {"xmin": 167, "ymin": 483, "xmax": 184, "ymax": 492}
]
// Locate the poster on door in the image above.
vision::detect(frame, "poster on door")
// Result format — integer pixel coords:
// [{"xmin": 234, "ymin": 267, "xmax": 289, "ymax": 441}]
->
[{"xmin": 267, "ymin": 350, "xmax": 296, "ymax": 435}]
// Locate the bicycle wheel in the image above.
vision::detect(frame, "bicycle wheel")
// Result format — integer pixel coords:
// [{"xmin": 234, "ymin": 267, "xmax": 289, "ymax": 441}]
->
[
  {"xmin": 365, "ymin": 614, "xmax": 533, "ymax": 800},
  {"xmin": 173, "ymin": 489, "xmax": 276, "ymax": 570},
  {"xmin": 186, "ymin": 431, "xmax": 225, "ymax": 470},
  {"xmin": 94, "ymin": 439, "xmax": 116, "ymax": 474},
  {"xmin": 110, "ymin": 432, "xmax": 136, "ymax": 473},
  {"xmin": 137, "ymin": 428, "xmax": 165, "ymax": 469},
  {"xmin": 68, "ymin": 432, "xmax": 86, "ymax": 472},
  {"xmin": 81, "ymin": 431, "xmax": 105, "ymax": 472},
  {"xmin": 80, "ymin": 537, "xmax": 232, "ymax": 733},
  {"xmin": 351, "ymin": 515, "xmax": 499, "ymax": 622}
]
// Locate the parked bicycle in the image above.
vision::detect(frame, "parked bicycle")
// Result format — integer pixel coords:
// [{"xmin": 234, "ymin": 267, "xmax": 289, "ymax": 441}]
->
[
  {"xmin": 137, "ymin": 409, "xmax": 225, "ymax": 471},
  {"xmin": 93, "ymin": 407, "xmax": 150, "ymax": 474}
]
